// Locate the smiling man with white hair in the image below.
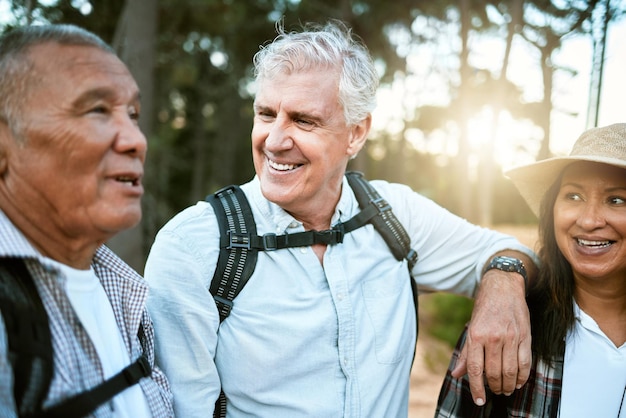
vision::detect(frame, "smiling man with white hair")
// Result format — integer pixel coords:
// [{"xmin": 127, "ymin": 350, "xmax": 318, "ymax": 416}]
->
[{"xmin": 146, "ymin": 20, "xmax": 538, "ymax": 418}]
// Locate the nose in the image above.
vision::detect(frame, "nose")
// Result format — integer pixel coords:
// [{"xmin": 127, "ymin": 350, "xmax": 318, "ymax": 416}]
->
[
  {"xmin": 114, "ymin": 113, "xmax": 148, "ymax": 162},
  {"xmin": 264, "ymin": 116, "xmax": 294, "ymax": 151},
  {"xmin": 576, "ymin": 201, "xmax": 606, "ymax": 230}
]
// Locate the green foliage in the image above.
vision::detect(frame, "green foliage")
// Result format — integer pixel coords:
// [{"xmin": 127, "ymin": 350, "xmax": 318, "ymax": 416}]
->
[{"xmin": 420, "ymin": 293, "xmax": 474, "ymax": 348}]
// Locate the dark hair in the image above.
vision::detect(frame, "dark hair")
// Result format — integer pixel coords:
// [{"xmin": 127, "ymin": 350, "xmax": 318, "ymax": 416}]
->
[
  {"xmin": 0, "ymin": 24, "xmax": 113, "ymax": 135},
  {"xmin": 527, "ymin": 172, "xmax": 575, "ymax": 361}
]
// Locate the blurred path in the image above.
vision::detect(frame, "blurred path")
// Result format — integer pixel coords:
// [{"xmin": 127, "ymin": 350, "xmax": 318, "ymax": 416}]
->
[{"xmin": 409, "ymin": 325, "xmax": 452, "ymax": 417}]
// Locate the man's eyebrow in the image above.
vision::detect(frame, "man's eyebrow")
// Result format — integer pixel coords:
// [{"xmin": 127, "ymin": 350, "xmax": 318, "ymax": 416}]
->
[
  {"xmin": 253, "ymin": 103, "xmax": 273, "ymax": 113},
  {"xmin": 72, "ymin": 88, "xmax": 140, "ymax": 108},
  {"xmin": 288, "ymin": 110, "xmax": 322, "ymax": 123},
  {"xmin": 252, "ymin": 103, "xmax": 323, "ymax": 124}
]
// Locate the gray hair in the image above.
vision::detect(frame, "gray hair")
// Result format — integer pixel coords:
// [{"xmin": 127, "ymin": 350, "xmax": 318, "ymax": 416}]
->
[
  {"xmin": 253, "ymin": 20, "xmax": 379, "ymax": 127},
  {"xmin": 0, "ymin": 24, "xmax": 114, "ymax": 137}
]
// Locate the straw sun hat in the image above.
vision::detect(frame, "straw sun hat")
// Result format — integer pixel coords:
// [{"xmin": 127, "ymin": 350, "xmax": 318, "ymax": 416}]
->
[{"xmin": 505, "ymin": 123, "xmax": 626, "ymax": 217}]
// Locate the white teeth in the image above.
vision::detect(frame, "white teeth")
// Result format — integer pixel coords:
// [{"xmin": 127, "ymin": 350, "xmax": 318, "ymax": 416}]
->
[
  {"xmin": 577, "ymin": 238, "xmax": 611, "ymax": 247},
  {"xmin": 269, "ymin": 160, "xmax": 297, "ymax": 171},
  {"xmin": 116, "ymin": 176, "xmax": 136, "ymax": 185}
]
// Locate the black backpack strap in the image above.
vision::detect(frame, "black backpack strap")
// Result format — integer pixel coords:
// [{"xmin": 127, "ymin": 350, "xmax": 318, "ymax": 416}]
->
[
  {"xmin": 345, "ymin": 171, "xmax": 418, "ymax": 269},
  {"xmin": 0, "ymin": 257, "xmax": 152, "ymax": 418},
  {"xmin": 0, "ymin": 257, "xmax": 53, "ymax": 417},
  {"xmin": 206, "ymin": 185, "xmax": 259, "ymax": 324},
  {"xmin": 30, "ymin": 355, "xmax": 151, "ymax": 418},
  {"xmin": 206, "ymin": 185, "xmax": 259, "ymax": 418}
]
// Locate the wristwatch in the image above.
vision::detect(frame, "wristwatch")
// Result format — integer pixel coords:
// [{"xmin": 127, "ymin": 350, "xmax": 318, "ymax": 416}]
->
[{"xmin": 484, "ymin": 255, "xmax": 528, "ymax": 292}]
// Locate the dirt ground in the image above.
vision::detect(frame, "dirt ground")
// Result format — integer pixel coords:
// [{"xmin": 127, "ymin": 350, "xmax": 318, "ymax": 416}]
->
[
  {"xmin": 408, "ymin": 331, "xmax": 453, "ymax": 417},
  {"xmin": 407, "ymin": 224, "xmax": 538, "ymax": 417}
]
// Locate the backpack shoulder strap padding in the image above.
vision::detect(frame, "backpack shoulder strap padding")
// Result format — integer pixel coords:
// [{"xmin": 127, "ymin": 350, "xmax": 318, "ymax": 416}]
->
[
  {"xmin": 0, "ymin": 257, "xmax": 53, "ymax": 416},
  {"xmin": 345, "ymin": 171, "xmax": 418, "ymax": 269},
  {"xmin": 206, "ymin": 184, "xmax": 259, "ymax": 418},
  {"xmin": 206, "ymin": 185, "xmax": 259, "ymax": 323}
]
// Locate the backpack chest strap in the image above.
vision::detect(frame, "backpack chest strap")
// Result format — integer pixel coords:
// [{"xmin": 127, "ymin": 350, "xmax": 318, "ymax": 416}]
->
[{"xmin": 220, "ymin": 190, "xmax": 390, "ymax": 251}]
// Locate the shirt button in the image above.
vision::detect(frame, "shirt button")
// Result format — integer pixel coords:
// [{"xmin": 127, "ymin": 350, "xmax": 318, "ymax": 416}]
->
[
  {"xmin": 299, "ymin": 247, "xmax": 307, "ymax": 254},
  {"xmin": 288, "ymin": 221, "xmax": 299, "ymax": 228},
  {"xmin": 337, "ymin": 293, "xmax": 344, "ymax": 301}
]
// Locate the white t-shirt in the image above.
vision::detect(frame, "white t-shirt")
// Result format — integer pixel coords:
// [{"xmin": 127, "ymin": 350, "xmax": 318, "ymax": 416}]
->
[
  {"xmin": 560, "ymin": 303, "xmax": 626, "ymax": 418},
  {"xmin": 51, "ymin": 260, "xmax": 152, "ymax": 417}
]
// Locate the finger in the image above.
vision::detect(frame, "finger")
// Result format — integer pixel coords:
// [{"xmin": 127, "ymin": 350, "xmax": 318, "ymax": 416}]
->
[
  {"xmin": 482, "ymin": 337, "xmax": 503, "ymax": 395},
  {"xmin": 516, "ymin": 335, "xmax": 532, "ymax": 389},
  {"xmin": 465, "ymin": 337, "xmax": 487, "ymax": 406},
  {"xmin": 500, "ymin": 334, "xmax": 518, "ymax": 395},
  {"xmin": 451, "ymin": 343, "xmax": 467, "ymax": 379}
]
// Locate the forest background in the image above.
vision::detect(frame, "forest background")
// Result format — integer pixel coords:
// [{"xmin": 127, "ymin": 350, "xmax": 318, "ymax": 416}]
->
[{"xmin": 2, "ymin": 1, "xmax": 625, "ymax": 405}]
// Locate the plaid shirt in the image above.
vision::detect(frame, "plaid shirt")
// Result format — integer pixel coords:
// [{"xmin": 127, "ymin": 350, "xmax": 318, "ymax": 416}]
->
[
  {"xmin": 435, "ymin": 326, "xmax": 563, "ymax": 418},
  {"xmin": 0, "ymin": 211, "xmax": 173, "ymax": 418}
]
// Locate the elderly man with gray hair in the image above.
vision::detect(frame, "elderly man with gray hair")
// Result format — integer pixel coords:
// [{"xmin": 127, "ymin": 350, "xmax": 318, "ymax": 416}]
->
[{"xmin": 0, "ymin": 24, "xmax": 172, "ymax": 417}]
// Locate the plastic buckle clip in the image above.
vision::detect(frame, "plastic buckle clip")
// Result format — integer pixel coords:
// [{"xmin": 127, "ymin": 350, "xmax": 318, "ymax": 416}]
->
[
  {"xmin": 227, "ymin": 231, "xmax": 251, "ymax": 250},
  {"xmin": 262, "ymin": 233, "xmax": 278, "ymax": 251},
  {"xmin": 314, "ymin": 229, "xmax": 344, "ymax": 245}
]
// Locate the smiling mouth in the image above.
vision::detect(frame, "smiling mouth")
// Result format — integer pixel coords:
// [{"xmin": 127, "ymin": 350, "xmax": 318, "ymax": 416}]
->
[
  {"xmin": 577, "ymin": 238, "xmax": 614, "ymax": 248},
  {"xmin": 115, "ymin": 175, "xmax": 140, "ymax": 186},
  {"xmin": 268, "ymin": 159, "xmax": 301, "ymax": 171}
]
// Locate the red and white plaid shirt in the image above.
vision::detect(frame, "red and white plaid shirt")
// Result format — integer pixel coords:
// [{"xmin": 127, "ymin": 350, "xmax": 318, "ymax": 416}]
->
[{"xmin": 435, "ymin": 325, "xmax": 563, "ymax": 418}]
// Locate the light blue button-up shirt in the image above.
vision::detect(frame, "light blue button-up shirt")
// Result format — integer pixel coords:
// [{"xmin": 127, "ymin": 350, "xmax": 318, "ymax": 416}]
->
[{"xmin": 145, "ymin": 176, "xmax": 533, "ymax": 418}]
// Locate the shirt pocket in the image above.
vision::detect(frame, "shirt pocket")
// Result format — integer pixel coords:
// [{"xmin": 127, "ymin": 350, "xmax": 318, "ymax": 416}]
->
[{"xmin": 362, "ymin": 275, "xmax": 414, "ymax": 364}]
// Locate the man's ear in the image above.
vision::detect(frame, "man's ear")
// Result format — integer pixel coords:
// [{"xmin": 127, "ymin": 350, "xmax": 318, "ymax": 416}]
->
[
  {"xmin": 347, "ymin": 114, "xmax": 372, "ymax": 158},
  {"xmin": 0, "ymin": 122, "xmax": 12, "ymax": 176}
]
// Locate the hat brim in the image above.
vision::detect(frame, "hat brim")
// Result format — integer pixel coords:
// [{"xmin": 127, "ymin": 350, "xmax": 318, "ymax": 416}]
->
[{"xmin": 505, "ymin": 155, "xmax": 626, "ymax": 217}]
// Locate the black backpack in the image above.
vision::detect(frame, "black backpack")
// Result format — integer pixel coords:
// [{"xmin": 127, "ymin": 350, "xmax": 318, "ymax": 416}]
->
[
  {"xmin": 0, "ymin": 257, "xmax": 152, "ymax": 418},
  {"xmin": 206, "ymin": 171, "xmax": 420, "ymax": 418}
]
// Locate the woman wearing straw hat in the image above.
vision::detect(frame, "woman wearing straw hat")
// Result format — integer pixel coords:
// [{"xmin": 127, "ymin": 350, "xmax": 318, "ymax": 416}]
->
[{"xmin": 435, "ymin": 123, "xmax": 626, "ymax": 418}]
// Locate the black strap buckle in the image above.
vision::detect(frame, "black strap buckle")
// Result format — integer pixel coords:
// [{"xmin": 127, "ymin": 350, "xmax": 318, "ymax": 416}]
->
[
  {"xmin": 262, "ymin": 233, "xmax": 278, "ymax": 250},
  {"xmin": 227, "ymin": 231, "xmax": 252, "ymax": 250},
  {"xmin": 313, "ymin": 229, "xmax": 344, "ymax": 245},
  {"xmin": 122, "ymin": 356, "xmax": 152, "ymax": 384}
]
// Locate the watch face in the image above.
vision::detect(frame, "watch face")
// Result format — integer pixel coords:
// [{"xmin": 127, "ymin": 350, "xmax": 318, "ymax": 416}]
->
[
  {"xmin": 489, "ymin": 256, "xmax": 525, "ymax": 275},
  {"xmin": 487, "ymin": 256, "xmax": 528, "ymax": 294},
  {"xmin": 499, "ymin": 258, "xmax": 517, "ymax": 269},
  {"xmin": 498, "ymin": 256, "xmax": 516, "ymax": 265}
]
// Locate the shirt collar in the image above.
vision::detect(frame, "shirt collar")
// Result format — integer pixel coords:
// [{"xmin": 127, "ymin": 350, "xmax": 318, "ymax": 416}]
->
[
  {"xmin": 0, "ymin": 209, "xmax": 41, "ymax": 259},
  {"xmin": 0, "ymin": 209, "xmax": 142, "ymax": 285},
  {"xmin": 246, "ymin": 175, "xmax": 359, "ymax": 234}
]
